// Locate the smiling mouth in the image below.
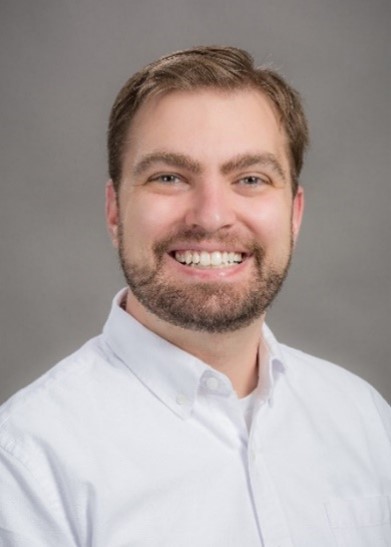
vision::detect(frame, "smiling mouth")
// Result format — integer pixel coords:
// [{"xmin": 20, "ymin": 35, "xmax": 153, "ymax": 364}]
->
[{"xmin": 172, "ymin": 250, "xmax": 245, "ymax": 268}]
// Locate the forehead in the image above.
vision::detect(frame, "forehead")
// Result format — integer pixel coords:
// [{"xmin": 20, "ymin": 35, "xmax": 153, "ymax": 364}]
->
[{"xmin": 124, "ymin": 88, "xmax": 290, "ymax": 170}]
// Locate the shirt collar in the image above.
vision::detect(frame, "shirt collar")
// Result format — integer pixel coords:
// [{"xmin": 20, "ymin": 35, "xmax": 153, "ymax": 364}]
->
[
  {"xmin": 102, "ymin": 289, "xmax": 286, "ymax": 417},
  {"xmin": 258, "ymin": 323, "xmax": 286, "ymax": 406}
]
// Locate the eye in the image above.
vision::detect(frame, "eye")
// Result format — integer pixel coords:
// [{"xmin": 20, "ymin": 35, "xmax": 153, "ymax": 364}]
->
[
  {"xmin": 237, "ymin": 175, "xmax": 268, "ymax": 187},
  {"xmin": 150, "ymin": 174, "xmax": 182, "ymax": 184},
  {"xmin": 144, "ymin": 172, "xmax": 189, "ymax": 194}
]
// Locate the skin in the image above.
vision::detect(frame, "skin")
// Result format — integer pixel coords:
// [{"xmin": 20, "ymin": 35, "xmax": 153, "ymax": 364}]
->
[{"xmin": 106, "ymin": 88, "xmax": 304, "ymax": 397}]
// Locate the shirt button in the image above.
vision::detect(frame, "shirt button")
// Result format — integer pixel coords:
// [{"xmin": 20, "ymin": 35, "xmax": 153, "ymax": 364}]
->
[
  {"xmin": 176, "ymin": 394, "xmax": 188, "ymax": 406},
  {"xmin": 206, "ymin": 376, "xmax": 219, "ymax": 391}
]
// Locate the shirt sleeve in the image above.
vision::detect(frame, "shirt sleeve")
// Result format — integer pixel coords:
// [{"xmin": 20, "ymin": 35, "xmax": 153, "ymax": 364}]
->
[{"xmin": 0, "ymin": 444, "xmax": 75, "ymax": 547}]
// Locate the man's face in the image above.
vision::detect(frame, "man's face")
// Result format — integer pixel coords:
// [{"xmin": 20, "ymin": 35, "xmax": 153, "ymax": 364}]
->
[{"xmin": 106, "ymin": 88, "xmax": 304, "ymax": 333}]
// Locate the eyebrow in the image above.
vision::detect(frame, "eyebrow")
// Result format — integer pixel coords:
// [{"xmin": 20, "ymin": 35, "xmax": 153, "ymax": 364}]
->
[
  {"xmin": 132, "ymin": 151, "xmax": 286, "ymax": 182},
  {"xmin": 221, "ymin": 153, "xmax": 287, "ymax": 181},
  {"xmin": 132, "ymin": 152, "xmax": 202, "ymax": 177}
]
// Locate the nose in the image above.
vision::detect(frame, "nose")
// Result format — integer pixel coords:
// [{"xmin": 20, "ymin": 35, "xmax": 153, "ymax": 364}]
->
[{"xmin": 184, "ymin": 181, "xmax": 236, "ymax": 233}]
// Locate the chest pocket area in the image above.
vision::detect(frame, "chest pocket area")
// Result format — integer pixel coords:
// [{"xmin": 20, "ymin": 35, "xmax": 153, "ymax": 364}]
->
[{"xmin": 325, "ymin": 495, "xmax": 391, "ymax": 546}]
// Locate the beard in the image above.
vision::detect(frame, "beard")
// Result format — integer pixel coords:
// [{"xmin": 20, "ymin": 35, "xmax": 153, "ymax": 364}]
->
[{"xmin": 118, "ymin": 226, "xmax": 293, "ymax": 334}]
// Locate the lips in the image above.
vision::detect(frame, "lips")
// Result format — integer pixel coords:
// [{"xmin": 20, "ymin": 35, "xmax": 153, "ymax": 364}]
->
[{"xmin": 173, "ymin": 250, "xmax": 244, "ymax": 267}]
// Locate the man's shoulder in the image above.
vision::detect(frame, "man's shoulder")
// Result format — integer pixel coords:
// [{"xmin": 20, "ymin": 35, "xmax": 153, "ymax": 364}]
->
[
  {"xmin": 0, "ymin": 336, "xmax": 108, "ymax": 449},
  {"xmin": 278, "ymin": 342, "xmax": 390, "ymax": 432},
  {"xmin": 280, "ymin": 342, "xmax": 376, "ymax": 395},
  {"xmin": 281, "ymin": 343, "xmax": 361, "ymax": 380}
]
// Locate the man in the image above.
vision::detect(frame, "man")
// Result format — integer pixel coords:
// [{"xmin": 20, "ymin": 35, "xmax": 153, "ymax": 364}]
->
[{"xmin": 0, "ymin": 46, "xmax": 390, "ymax": 546}]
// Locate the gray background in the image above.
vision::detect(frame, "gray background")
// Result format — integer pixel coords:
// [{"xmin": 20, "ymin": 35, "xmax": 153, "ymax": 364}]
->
[{"xmin": 1, "ymin": 0, "xmax": 390, "ymax": 404}]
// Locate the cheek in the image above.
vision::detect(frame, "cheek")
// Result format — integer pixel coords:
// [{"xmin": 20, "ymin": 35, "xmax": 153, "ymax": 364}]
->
[
  {"xmin": 121, "ymin": 198, "xmax": 179, "ymax": 249},
  {"xmin": 245, "ymin": 199, "xmax": 292, "ymax": 243}
]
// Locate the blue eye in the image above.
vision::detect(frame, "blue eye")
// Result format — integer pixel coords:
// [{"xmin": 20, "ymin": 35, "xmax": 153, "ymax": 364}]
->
[
  {"xmin": 238, "ymin": 176, "xmax": 265, "ymax": 186},
  {"xmin": 155, "ymin": 174, "xmax": 180, "ymax": 184}
]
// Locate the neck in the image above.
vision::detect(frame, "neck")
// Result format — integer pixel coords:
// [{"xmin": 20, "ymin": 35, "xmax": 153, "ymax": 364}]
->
[{"xmin": 125, "ymin": 292, "xmax": 267, "ymax": 398}]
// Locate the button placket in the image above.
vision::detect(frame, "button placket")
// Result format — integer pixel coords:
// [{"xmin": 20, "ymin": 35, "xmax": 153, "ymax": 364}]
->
[{"xmin": 247, "ymin": 448, "xmax": 292, "ymax": 546}]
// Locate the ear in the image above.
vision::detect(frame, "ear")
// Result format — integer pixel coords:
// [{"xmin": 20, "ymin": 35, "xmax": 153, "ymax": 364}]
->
[
  {"xmin": 105, "ymin": 180, "xmax": 120, "ymax": 248},
  {"xmin": 291, "ymin": 185, "xmax": 304, "ymax": 245}
]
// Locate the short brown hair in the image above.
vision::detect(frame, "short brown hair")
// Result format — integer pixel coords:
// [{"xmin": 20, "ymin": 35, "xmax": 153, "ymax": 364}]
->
[{"xmin": 108, "ymin": 46, "xmax": 309, "ymax": 195}]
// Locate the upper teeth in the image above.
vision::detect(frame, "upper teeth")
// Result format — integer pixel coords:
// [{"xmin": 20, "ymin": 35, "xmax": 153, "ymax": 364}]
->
[{"xmin": 174, "ymin": 250, "xmax": 243, "ymax": 267}]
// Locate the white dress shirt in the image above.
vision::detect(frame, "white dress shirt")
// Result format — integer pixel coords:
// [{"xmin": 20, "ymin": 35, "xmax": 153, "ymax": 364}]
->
[{"xmin": 0, "ymin": 290, "xmax": 390, "ymax": 547}]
